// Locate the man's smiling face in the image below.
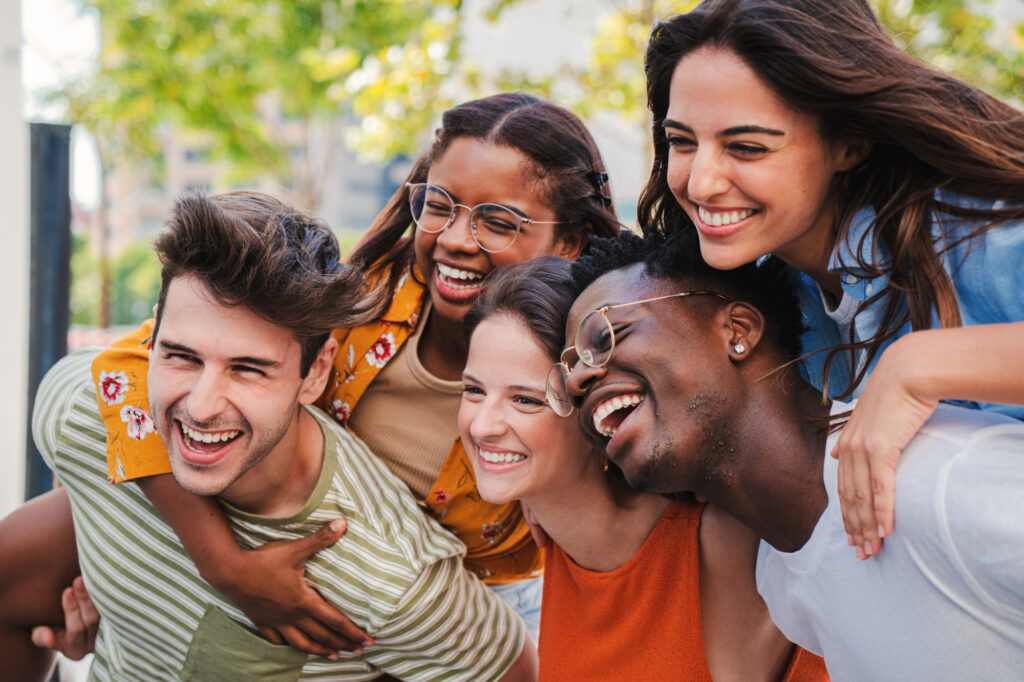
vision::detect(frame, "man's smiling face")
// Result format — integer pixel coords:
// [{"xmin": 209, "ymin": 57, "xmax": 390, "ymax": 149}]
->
[
  {"xmin": 147, "ymin": 275, "xmax": 311, "ymax": 501},
  {"xmin": 564, "ymin": 263, "xmax": 738, "ymax": 493}
]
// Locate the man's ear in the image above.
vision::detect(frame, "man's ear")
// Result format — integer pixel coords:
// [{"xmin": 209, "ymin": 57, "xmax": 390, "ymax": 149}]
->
[
  {"xmin": 299, "ymin": 336, "xmax": 338, "ymax": 405},
  {"xmin": 721, "ymin": 301, "xmax": 765, "ymax": 362},
  {"xmin": 834, "ymin": 137, "xmax": 871, "ymax": 172},
  {"xmin": 552, "ymin": 226, "xmax": 589, "ymax": 261}
]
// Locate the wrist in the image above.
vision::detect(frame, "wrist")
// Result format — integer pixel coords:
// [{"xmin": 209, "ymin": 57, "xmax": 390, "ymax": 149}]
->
[{"xmin": 195, "ymin": 543, "xmax": 250, "ymax": 590}]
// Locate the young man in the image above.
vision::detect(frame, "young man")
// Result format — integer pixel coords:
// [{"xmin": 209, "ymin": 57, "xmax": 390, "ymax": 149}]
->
[
  {"xmin": 29, "ymin": 192, "xmax": 535, "ymax": 680},
  {"xmin": 555, "ymin": 227, "xmax": 1024, "ymax": 681}
]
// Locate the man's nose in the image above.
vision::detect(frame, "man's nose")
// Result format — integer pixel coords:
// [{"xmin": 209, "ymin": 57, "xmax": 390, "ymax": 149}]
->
[
  {"xmin": 564, "ymin": 361, "xmax": 607, "ymax": 398},
  {"xmin": 186, "ymin": 370, "xmax": 229, "ymax": 423}
]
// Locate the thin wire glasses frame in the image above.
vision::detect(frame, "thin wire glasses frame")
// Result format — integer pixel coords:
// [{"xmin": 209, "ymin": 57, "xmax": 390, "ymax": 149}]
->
[
  {"xmin": 545, "ymin": 290, "xmax": 732, "ymax": 416},
  {"xmin": 406, "ymin": 182, "xmax": 565, "ymax": 253}
]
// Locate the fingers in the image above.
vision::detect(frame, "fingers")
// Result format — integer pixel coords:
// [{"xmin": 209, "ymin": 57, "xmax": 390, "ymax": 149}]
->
[
  {"xmin": 287, "ymin": 519, "xmax": 348, "ymax": 564},
  {"xmin": 72, "ymin": 576, "xmax": 100, "ymax": 645},
  {"xmin": 276, "ymin": 623, "xmax": 348, "ymax": 659},
  {"xmin": 837, "ymin": 435, "xmax": 897, "ymax": 560},
  {"xmin": 30, "ymin": 626, "xmax": 56, "ymax": 649},
  {"xmin": 260, "ymin": 626, "xmax": 285, "ymax": 646},
  {"xmin": 871, "ymin": 465, "xmax": 896, "ymax": 547},
  {"xmin": 302, "ymin": 587, "xmax": 372, "ymax": 650}
]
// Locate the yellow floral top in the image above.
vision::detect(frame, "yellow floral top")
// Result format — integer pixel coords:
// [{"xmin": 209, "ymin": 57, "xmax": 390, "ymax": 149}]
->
[{"xmin": 91, "ymin": 266, "xmax": 541, "ymax": 584}]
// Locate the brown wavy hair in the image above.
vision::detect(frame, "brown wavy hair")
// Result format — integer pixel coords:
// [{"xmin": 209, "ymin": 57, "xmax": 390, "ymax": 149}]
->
[
  {"xmin": 348, "ymin": 92, "xmax": 622, "ymax": 315},
  {"xmin": 153, "ymin": 191, "xmax": 382, "ymax": 376},
  {"xmin": 639, "ymin": 0, "xmax": 1024, "ymax": 397}
]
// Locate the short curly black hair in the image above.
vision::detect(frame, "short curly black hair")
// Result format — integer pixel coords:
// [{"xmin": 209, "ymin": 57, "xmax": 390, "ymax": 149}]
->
[{"xmin": 570, "ymin": 217, "xmax": 805, "ymax": 362}]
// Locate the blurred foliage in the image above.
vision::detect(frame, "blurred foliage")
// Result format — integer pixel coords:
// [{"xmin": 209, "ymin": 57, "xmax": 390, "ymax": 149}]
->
[
  {"xmin": 71, "ymin": 235, "xmax": 161, "ymax": 326},
  {"xmin": 60, "ymin": 0, "xmax": 1022, "ymax": 193},
  {"xmin": 60, "ymin": 0, "xmax": 1022, "ymax": 327},
  {"xmin": 60, "ymin": 0, "xmax": 462, "ymax": 209},
  {"xmin": 70, "ymin": 230, "xmax": 365, "ymax": 327}
]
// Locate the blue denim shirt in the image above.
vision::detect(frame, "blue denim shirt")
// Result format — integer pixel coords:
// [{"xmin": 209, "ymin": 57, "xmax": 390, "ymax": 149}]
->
[{"xmin": 796, "ymin": 192, "xmax": 1024, "ymax": 420}]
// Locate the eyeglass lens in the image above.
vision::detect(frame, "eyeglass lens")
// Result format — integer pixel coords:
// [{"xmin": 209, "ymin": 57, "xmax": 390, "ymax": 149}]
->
[
  {"xmin": 575, "ymin": 311, "xmax": 615, "ymax": 368},
  {"xmin": 545, "ymin": 364, "xmax": 575, "ymax": 417},
  {"xmin": 408, "ymin": 184, "xmax": 522, "ymax": 252}
]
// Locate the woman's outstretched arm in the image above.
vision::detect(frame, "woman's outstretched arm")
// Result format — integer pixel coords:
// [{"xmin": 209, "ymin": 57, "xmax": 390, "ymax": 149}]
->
[{"xmin": 834, "ymin": 322, "xmax": 1024, "ymax": 558}]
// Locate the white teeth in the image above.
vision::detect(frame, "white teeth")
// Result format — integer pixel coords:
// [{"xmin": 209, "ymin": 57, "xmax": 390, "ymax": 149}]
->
[
  {"xmin": 478, "ymin": 448, "xmax": 526, "ymax": 464},
  {"xmin": 698, "ymin": 206, "xmax": 755, "ymax": 227},
  {"xmin": 437, "ymin": 263, "xmax": 485, "ymax": 282},
  {"xmin": 181, "ymin": 423, "xmax": 240, "ymax": 445},
  {"xmin": 591, "ymin": 394, "xmax": 643, "ymax": 439}
]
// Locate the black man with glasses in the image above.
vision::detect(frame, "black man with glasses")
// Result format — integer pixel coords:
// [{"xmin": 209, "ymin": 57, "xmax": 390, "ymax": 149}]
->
[{"xmin": 558, "ymin": 227, "xmax": 1024, "ymax": 681}]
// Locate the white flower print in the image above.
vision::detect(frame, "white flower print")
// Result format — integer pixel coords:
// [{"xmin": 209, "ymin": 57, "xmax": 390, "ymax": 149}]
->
[
  {"xmin": 331, "ymin": 399, "xmax": 352, "ymax": 427},
  {"xmin": 365, "ymin": 332, "xmax": 396, "ymax": 369},
  {"xmin": 120, "ymin": 405, "xmax": 156, "ymax": 442},
  {"xmin": 98, "ymin": 370, "xmax": 130, "ymax": 406}
]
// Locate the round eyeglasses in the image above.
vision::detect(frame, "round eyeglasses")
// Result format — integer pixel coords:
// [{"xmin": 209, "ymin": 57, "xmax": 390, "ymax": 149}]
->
[
  {"xmin": 406, "ymin": 182, "xmax": 564, "ymax": 253},
  {"xmin": 545, "ymin": 290, "xmax": 732, "ymax": 416}
]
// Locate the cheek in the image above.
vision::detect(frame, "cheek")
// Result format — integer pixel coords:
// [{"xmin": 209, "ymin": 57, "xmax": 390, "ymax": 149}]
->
[
  {"xmin": 413, "ymin": 229, "xmax": 439, "ymax": 271},
  {"xmin": 457, "ymin": 402, "xmax": 475, "ymax": 439},
  {"xmin": 666, "ymin": 153, "xmax": 692, "ymax": 201}
]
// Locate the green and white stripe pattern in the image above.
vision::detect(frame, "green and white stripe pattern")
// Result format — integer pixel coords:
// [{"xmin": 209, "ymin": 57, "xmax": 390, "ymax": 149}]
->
[{"xmin": 34, "ymin": 350, "xmax": 524, "ymax": 681}]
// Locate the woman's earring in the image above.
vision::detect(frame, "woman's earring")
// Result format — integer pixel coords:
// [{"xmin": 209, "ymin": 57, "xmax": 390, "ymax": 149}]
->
[
  {"xmin": 733, "ymin": 343, "xmax": 746, "ymax": 354},
  {"xmin": 602, "ymin": 457, "xmax": 609, "ymax": 473}
]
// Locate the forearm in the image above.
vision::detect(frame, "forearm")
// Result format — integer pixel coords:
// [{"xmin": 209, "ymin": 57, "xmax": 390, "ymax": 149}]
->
[
  {"xmin": 887, "ymin": 322, "xmax": 1024, "ymax": 406},
  {"xmin": 138, "ymin": 474, "xmax": 242, "ymax": 585},
  {"xmin": 0, "ymin": 488, "xmax": 80, "ymax": 682}
]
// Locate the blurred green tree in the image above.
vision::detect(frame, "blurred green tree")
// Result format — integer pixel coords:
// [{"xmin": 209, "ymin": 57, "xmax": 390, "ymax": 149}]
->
[
  {"xmin": 61, "ymin": 0, "xmax": 464, "ymax": 211},
  {"xmin": 59, "ymin": 0, "xmax": 1021, "ymax": 327}
]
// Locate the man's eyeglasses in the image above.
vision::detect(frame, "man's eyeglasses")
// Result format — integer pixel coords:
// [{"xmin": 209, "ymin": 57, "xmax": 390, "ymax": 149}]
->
[
  {"xmin": 407, "ymin": 182, "xmax": 564, "ymax": 253},
  {"xmin": 545, "ymin": 290, "xmax": 731, "ymax": 416}
]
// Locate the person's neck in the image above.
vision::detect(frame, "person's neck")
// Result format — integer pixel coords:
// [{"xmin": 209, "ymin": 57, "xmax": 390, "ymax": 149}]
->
[
  {"xmin": 221, "ymin": 407, "xmax": 325, "ymax": 517},
  {"xmin": 418, "ymin": 302, "xmax": 469, "ymax": 381},
  {"xmin": 697, "ymin": 377, "xmax": 830, "ymax": 553},
  {"xmin": 774, "ymin": 200, "xmax": 845, "ymax": 304},
  {"xmin": 523, "ymin": 464, "xmax": 670, "ymax": 573}
]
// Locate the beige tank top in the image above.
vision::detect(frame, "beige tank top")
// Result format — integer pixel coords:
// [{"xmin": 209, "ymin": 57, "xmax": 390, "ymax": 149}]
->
[{"xmin": 346, "ymin": 302, "xmax": 463, "ymax": 498}]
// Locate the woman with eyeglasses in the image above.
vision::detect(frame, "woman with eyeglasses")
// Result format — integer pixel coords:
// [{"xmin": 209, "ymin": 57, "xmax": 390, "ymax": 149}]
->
[
  {"xmin": 460, "ymin": 255, "xmax": 827, "ymax": 681},
  {"xmin": 14, "ymin": 92, "xmax": 620, "ymax": 666},
  {"xmin": 640, "ymin": 0, "xmax": 1024, "ymax": 560}
]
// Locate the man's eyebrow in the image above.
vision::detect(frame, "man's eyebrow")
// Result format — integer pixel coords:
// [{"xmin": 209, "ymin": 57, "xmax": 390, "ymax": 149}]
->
[
  {"xmin": 662, "ymin": 119, "xmax": 784, "ymax": 137},
  {"xmin": 229, "ymin": 356, "xmax": 281, "ymax": 369},
  {"xmin": 156, "ymin": 340, "xmax": 281, "ymax": 369},
  {"xmin": 156, "ymin": 340, "xmax": 197, "ymax": 355}
]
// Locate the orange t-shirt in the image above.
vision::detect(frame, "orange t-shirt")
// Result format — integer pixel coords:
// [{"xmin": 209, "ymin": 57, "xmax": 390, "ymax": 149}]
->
[{"xmin": 537, "ymin": 501, "xmax": 828, "ymax": 681}]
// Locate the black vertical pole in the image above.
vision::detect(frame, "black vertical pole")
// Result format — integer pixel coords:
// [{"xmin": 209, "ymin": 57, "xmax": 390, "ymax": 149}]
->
[{"xmin": 26, "ymin": 122, "xmax": 72, "ymax": 500}]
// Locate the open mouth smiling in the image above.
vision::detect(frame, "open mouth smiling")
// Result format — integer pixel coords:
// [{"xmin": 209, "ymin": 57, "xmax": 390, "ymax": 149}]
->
[
  {"xmin": 590, "ymin": 392, "xmax": 644, "ymax": 439},
  {"xmin": 435, "ymin": 263, "xmax": 486, "ymax": 298},
  {"xmin": 178, "ymin": 420, "xmax": 242, "ymax": 454}
]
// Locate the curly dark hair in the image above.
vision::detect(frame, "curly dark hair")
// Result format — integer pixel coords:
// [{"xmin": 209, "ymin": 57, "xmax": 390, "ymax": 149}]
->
[
  {"xmin": 570, "ymin": 220, "xmax": 805, "ymax": 362},
  {"xmin": 153, "ymin": 191, "xmax": 381, "ymax": 376}
]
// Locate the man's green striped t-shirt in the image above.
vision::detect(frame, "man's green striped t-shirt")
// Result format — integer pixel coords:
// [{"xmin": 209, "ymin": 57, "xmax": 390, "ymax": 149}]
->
[{"xmin": 34, "ymin": 349, "xmax": 525, "ymax": 681}]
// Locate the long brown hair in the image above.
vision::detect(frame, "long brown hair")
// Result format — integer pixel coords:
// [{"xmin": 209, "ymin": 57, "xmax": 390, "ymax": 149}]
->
[
  {"xmin": 639, "ymin": 0, "xmax": 1024, "ymax": 397},
  {"xmin": 348, "ymin": 92, "xmax": 621, "ymax": 315}
]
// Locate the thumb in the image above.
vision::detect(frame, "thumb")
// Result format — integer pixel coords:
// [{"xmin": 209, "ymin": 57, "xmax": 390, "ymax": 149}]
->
[
  {"xmin": 290, "ymin": 518, "xmax": 347, "ymax": 562},
  {"xmin": 31, "ymin": 626, "xmax": 56, "ymax": 649}
]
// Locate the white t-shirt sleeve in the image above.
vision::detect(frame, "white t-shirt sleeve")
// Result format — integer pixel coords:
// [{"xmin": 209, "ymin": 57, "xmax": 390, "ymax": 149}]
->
[{"xmin": 941, "ymin": 422, "xmax": 1024, "ymax": 619}]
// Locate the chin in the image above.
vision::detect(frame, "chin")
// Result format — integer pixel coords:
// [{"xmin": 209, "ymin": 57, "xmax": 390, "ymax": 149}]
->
[
  {"xmin": 168, "ymin": 461, "xmax": 231, "ymax": 498},
  {"xmin": 472, "ymin": 475, "xmax": 520, "ymax": 505}
]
